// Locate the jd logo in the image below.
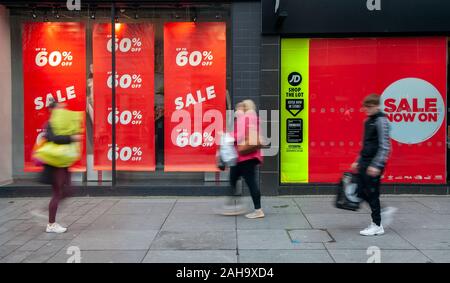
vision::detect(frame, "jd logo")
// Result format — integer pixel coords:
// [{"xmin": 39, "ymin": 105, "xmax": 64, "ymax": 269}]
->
[
  {"xmin": 367, "ymin": 0, "xmax": 381, "ymax": 11},
  {"xmin": 288, "ymin": 72, "xmax": 302, "ymax": 86}
]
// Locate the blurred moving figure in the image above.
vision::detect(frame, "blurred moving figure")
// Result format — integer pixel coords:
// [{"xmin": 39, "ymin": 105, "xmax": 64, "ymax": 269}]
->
[
  {"xmin": 221, "ymin": 100, "xmax": 264, "ymax": 219},
  {"xmin": 33, "ymin": 101, "xmax": 83, "ymax": 233}
]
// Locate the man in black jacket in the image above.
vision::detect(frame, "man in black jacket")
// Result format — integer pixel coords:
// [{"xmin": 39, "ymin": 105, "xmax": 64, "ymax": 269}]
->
[{"xmin": 351, "ymin": 94, "xmax": 392, "ymax": 236}]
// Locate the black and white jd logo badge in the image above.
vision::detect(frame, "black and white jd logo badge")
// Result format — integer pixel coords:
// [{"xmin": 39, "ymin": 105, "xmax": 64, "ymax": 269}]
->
[{"xmin": 288, "ymin": 72, "xmax": 302, "ymax": 86}]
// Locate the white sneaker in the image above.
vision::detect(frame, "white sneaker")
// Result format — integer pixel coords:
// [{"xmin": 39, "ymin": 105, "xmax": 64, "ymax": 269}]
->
[
  {"xmin": 245, "ymin": 209, "xmax": 265, "ymax": 219},
  {"xmin": 381, "ymin": 207, "xmax": 398, "ymax": 227},
  {"xmin": 46, "ymin": 223, "xmax": 67, "ymax": 234},
  {"xmin": 359, "ymin": 222, "xmax": 384, "ymax": 236}
]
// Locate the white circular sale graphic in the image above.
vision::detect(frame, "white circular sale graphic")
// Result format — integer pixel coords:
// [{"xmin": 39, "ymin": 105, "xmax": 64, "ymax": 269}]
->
[{"xmin": 381, "ymin": 78, "xmax": 445, "ymax": 144}]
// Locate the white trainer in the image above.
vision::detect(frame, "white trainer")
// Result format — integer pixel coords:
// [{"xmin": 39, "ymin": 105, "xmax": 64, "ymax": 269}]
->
[
  {"xmin": 381, "ymin": 207, "xmax": 398, "ymax": 227},
  {"xmin": 46, "ymin": 223, "xmax": 67, "ymax": 234},
  {"xmin": 359, "ymin": 222, "xmax": 384, "ymax": 236},
  {"xmin": 245, "ymin": 209, "xmax": 265, "ymax": 219}
]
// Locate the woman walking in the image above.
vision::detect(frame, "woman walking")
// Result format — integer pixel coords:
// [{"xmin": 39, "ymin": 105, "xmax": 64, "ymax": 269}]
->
[
  {"xmin": 39, "ymin": 101, "xmax": 82, "ymax": 233},
  {"xmin": 230, "ymin": 99, "xmax": 264, "ymax": 219}
]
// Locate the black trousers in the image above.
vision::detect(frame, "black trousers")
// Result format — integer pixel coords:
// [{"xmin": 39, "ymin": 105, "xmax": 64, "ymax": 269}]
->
[
  {"xmin": 229, "ymin": 159, "xmax": 261, "ymax": 210},
  {"xmin": 358, "ymin": 166, "xmax": 382, "ymax": 226}
]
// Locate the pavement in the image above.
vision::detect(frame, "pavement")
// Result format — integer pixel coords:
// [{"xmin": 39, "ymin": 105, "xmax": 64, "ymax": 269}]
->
[{"xmin": 0, "ymin": 195, "xmax": 449, "ymax": 263}]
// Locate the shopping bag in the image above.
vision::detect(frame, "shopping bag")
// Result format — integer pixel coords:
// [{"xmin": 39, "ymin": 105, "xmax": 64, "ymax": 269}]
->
[
  {"xmin": 32, "ymin": 109, "xmax": 83, "ymax": 168},
  {"xmin": 219, "ymin": 133, "xmax": 238, "ymax": 166},
  {"xmin": 236, "ymin": 129, "xmax": 264, "ymax": 155},
  {"xmin": 335, "ymin": 172, "xmax": 362, "ymax": 211},
  {"xmin": 33, "ymin": 141, "xmax": 81, "ymax": 168}
]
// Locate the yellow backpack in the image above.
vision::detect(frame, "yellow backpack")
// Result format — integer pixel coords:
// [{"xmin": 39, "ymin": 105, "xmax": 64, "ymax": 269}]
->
[{"xmin": 33, "ymin": 109, "xmax": 83, "ymax": 168}]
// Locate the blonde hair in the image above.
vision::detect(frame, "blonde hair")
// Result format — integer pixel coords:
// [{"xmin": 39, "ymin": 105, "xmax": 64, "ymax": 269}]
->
[{"xmin": 241, "ymin": 99, "xmax": 256, "ymax": 112}]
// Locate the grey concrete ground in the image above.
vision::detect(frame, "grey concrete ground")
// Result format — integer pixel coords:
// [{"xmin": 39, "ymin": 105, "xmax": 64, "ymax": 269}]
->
[{"xmin": 0, "ymin": 195, "xmax": 449, "ymax": 263}]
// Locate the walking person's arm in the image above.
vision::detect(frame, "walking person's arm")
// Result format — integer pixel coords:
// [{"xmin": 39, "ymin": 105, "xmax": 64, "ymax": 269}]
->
[
  {"xmin": 368, "ymin": 116, "xmax": 391, "ymax": 176},
  {"xmin": 45, "ymin": 124, "xmax": 81, "ymax": 144}
]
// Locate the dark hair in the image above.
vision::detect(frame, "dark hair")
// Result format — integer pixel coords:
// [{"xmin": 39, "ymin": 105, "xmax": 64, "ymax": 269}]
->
[{"xmin": 363, "ymin": 94, "xmax": 380, "ymax": 107}]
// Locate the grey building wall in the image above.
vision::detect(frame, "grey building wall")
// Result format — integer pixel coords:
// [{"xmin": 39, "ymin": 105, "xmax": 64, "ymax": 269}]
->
[
  {"xmin": 259, "ymin": 34, "xmax": 280, "ymax": 195},
  {"xmin": 231, "ymin": 1, "xmax": 261, "ymax": 106},
  {"xmin": 232, "ymin": 1, "xmax": 278, "ymax": 195},
  {"xmin": 10, "ymin": 15, "xmax": 30, "ymax": 180},
  {"xmin": 0, "ymin": 5, "xmax": 12, "ymax": 185}
]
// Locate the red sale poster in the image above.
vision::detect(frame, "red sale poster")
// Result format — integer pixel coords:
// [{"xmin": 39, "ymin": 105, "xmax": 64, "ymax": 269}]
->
[
  {"xmin": 23, "ymin": 22, "xmax": 86, "ymax": 172},
  {"xmin": 164, "ymin": 22, "xmax": 226, "ymax": 172},
  {"xmin": 308, "ymin": 37, "xmax": 447, "ymax": 184},
  {"xmin": 93, "ymin": 23, "xmax": 155, "ymax": 171}
]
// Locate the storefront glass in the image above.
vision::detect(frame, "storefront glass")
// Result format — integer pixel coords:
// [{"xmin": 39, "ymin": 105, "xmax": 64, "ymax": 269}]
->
[{"xmin": 5, "ymin": 3, "xmax": 231, "ymax": 187}]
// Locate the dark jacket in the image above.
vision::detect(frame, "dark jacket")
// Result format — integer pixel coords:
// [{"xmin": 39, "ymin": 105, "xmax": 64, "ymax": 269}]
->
[{"xmin": 357, "ymin": 111, "xmax": 391, "ymax": 170}]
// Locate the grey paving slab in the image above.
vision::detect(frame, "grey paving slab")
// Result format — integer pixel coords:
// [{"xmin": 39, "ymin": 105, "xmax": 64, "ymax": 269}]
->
[
  {"xmin": 171, "ymin": 201, "xmax": 225, "ymax": 215},
  {"xmin": 60, "ymin": 204, "xmax": 97, "ymax": 216},
  {"xmin": 106, "ymin": 200, "xmax": 174, "ymax": 215},
  {"xmin": 35, "ymin": 227, "xmax": 87, "ymax": 241},
  {"xmin": 0, "ymin": 220, "xmax": 25, "ymax": 232},
  {"xmin": 293, "ymin": 199, "xmax": 370, "ymax": 214},
  {"xmin": 237, "ymin": 230, "xmax": 325, "ymax": 250},
  {"xmin": 0, "ymin": 201, "xmax": 31, "ymax": 216},
  {"xmin": 394, "ymin": 229, "xmax": 450, "ymax": 250},
  {"xmin": 391, "ymin": 213, "xmax": 450, "ymax": 229},
  {"xmin": 379, "ymin": 197, "xmax": 416, "ymax": 202},
  {"xmin": 304, "ymin": 213, "xmax": 370, "ymax": 230},
  {"xmin": 143, "ymin": 250, "xmax": 238, "ymax": 263},
  {"xmin": 293, "ymin": 197, "xmax": 335, "ymax": 203},
  {"xmin": 328, "ymin": 249, "xmax": 432, "ymax": 263},
  {"xmin": 89, "ymin": 214, "xmax": 168, "ymax": 230},
  {"xmin": 0, "ymin": 250, "xmax": 33, "ymax": 263},
  {"xmin": 6, "ymin": 233, "xmax": 41, "ymax": 246},
  {"xmin": 18, "ymin": 240, "xmax": 49, "ymax": 252},
  {"xmin": 0, "ymin": 231, "xmax": 22, "ymax": 245},
  {"xmin": 379, "ymin": 201, "xmax": 434, "ymax": 214},
  {"xmin": 239, "ymin": 250, "xmax": 334, "ymax": 263},
  {"xmin": 151, "ymin": 230, "xmax": 236, "ymax": 250},
  {"xmin": 324, "ymin": 229, "xmax": 416, "ymax": 250},
  {"xmin": 0, "ymin": 196, "xmax": 449, "ymax": 263},
  {"xmin": 69, "ymin": 229, "xmax": 159, "ymax": 250},
  {"xmin": 74, "ymin": 211, "xmax": 106, "ymax": 225},
  {"xmin": 48, "ymin": 250, "xmax": 147, "ymax": 263},
  {"xmin": 162, "ymin": 213, "xmax": 236, "ymax": 231},
  {"xmin": 237, "ymin": 214, "xmax": 311, "ymax": 230},
  {"xmin": 22, "ymin": 240, "xmax": 72, "ymax": 263},
  {"xmin": 287, "ymin": 229, "xmax": 333, "ymax": 243},
  {"xmin": 73, "ymin": 202, "xmax": 119, "ymax": 224},
  {"xmin": 258, "ymin": 198, "xmax": 302, "ymax": 214},
  {"xmin": 57, "ymin": 215, "xmax": 84, "ymax": 227},
  {"xmin": 0, "ymin": 244, "xmax": 20, "ymax": 259},
  {"xmin": 11, "ymin": 222, "xmax": 34, "ymax": 232},
  {"xmin": 418, "ymin": 201, "xmax": 450, "ymax": 214},
  {"xmin": 34, "ymin": 223, "xmax": 91, "ymax": 241},
  {"xmin": 420, "ymin": 250, "xmax": 450, "ymax": 263}
]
